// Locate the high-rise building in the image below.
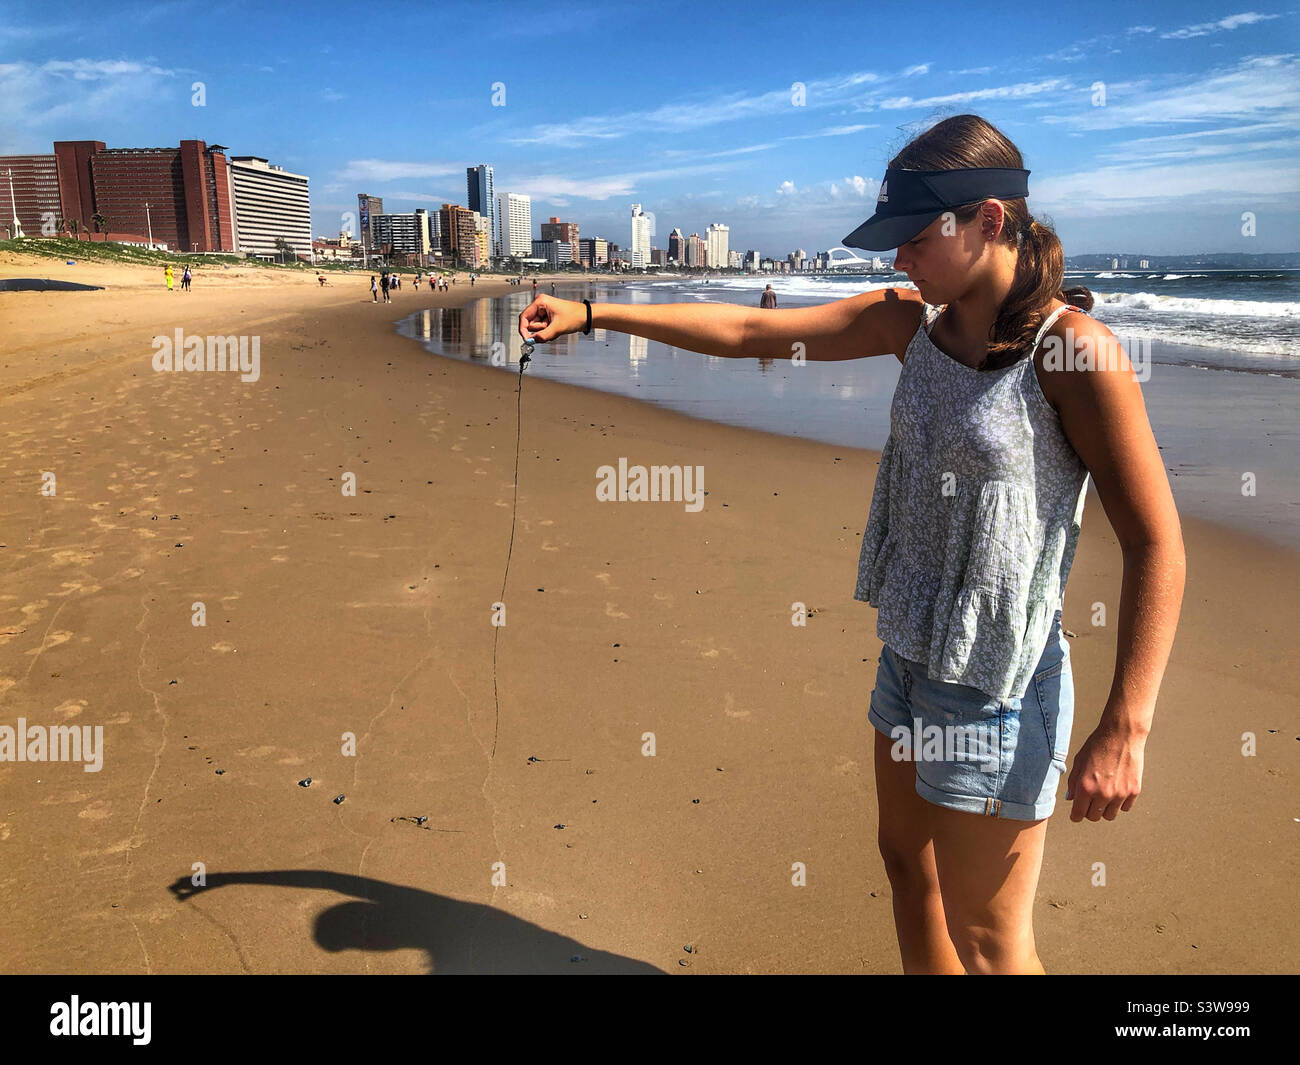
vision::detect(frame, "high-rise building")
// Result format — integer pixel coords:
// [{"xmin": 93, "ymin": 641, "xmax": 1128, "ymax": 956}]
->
[
  {"xmin": 440, "ymin": 203, "xmax": 478, "ymax": 267},
  {"xmin": 0, "ymin": 154, "xmax": 60, "ymax": 237},
  {"xmin": 540, "ymin": 215, "xmax": 579, "ymax": 256},
  {"xmin": 685, "ymin": 233, "xmax": 706, "ymax": 268},
  {"xmin": 496, "ymin": 191, "xmax": 531, "ymax": 260},
  {"xmin": 706, "ymin": 223, "xmax": 729, "ymax": 269},
  {"xmin": 472, "ymin": 210, "xmax": 490, "ymax": 266},
  {"xmin": 630, "ymin": 203, "xmax": 651, "ymax": 268},
  {"xmin": 530, "ymin": 239, "xmax": 572, "ymax": 267},
  {"xmin": 651, "ymin": 248, "xmax": 667, "ymax": 267},
  {"xmin": 466, "ymin": 165, "xmax": 495, "ymax": 259},
  {"xmin": 31, "ymin": 138, "xmax": 237, "ymax": 251},
  {"xmin": 371, "ymin": 210, "xmax": 432, "ymax": 258},
  {"xmin": 357, "ymin": 194, "xmax": 383, "ymax": 256},
  {"xmin": 228, "ymin": 156, "xmax": 311, "ymax": 260},
  {"xmin": 668, "ymin": 228, "xmax": 685, "ymax": 265},
  {"xmin": 744, "ymin": 250, "xmax": 760, "ymax": 271},
  {"xmin": 578, "ymin": 237, "xmax": 608, "ymax": 268}
]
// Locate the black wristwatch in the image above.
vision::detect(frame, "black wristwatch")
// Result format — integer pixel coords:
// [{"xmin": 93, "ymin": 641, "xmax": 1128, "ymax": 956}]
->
[{"xmin": 582, "ymin": 298, "xmax": 592, "ymax": 335}]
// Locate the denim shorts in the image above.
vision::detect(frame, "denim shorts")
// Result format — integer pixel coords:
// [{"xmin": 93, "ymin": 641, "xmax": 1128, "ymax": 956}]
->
[{"xmin": 868, "ymin": 610, "xmax": 1074, "ymax": 820}]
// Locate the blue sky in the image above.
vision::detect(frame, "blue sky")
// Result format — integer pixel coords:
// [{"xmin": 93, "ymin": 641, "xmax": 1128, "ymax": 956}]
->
[{"xmin": 2, "ymin": 0, "xmax": 1298, "ymax": 257}]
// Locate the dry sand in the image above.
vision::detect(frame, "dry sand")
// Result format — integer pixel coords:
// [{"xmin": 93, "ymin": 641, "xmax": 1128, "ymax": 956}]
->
[{"xmin": 0, "ymin": 254, "xmax": 1296, "ymax": 974}]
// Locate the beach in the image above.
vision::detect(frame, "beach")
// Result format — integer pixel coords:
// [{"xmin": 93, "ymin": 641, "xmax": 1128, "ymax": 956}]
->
[{"xmin": 1, "ymin": 255, "xmax": 1297, "ymax": 974}]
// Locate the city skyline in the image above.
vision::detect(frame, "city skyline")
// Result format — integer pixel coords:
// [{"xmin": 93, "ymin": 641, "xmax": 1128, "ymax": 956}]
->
[{"xmin": 1, "ymin": 0, "xmax": 1298, "ymax": 259}]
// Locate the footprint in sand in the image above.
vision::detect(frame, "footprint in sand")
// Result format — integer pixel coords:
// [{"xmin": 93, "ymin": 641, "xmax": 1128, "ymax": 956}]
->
[
  {"xmin": 78, "ymin": 800, "xmax": 112, "ymax": 822},
  {"xmin": 26, "ymin": 631, "xmax": 73, "ymax": 654},
  {"xmin": 53, "ymin": 699, "xmax": 87, "ymax": 719},
  {"xmin": 51, "ymin": 548, "xmax": 98, "ymax": 566},
  {"xmin": 605, "ymin": 602, "xmax": 631, "ymax": 619},
  {"xmin": 55, "ymin": 580, "xmax": 103, "ymax": 597},
  {"xmin": 722, "ymin": 692, "xmax": 750, "ymax": 719}
]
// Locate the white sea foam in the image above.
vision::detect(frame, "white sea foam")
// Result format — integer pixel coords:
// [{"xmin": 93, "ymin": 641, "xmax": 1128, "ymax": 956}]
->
[
  {"xmin": 1094, "ymin": 291, "xmax": 1299, "ymax": 319},
  {"xmin": 630, "ymin": 275, "xmax": 910, "ymax": 302}
]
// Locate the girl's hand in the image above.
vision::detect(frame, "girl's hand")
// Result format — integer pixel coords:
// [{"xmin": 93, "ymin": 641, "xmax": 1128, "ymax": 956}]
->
[
  {"xmin": 519, "ymin": 295, "xmax": 585, "ymax": 343},
  {"xmin": 1065, "ymin": 722, "xmax": 1146, "ymax": 822}
]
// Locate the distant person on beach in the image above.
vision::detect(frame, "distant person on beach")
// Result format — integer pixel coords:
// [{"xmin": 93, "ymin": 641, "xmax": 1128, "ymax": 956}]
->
[
  {"xmin": 380, "ymin": 273, "xmax": 391, "ymax": 303},
  {"xmin": 370, "ymin": 275, "xmax": 378, "ymax": 302},
  {"xmin": 531, "ymin": 279, "xmax": 537, "ymax": 298},
  {"xmin": 760, "ymin": 284, "xmax": 777, "ymax": 308},
  {"xmin": 182, "ymin": 266, "xmax": 192, "ymax": 292},
  {"xmin": 550, "ymin": 282, "xmax": 556, "ymax": 295},
  {"xmin": 164, "ymin": 266, "xmax": 174, "ymax": 291},
  {"xmin": 518, "ymin": 113, "xmax": 1185, "ymax": 977}
]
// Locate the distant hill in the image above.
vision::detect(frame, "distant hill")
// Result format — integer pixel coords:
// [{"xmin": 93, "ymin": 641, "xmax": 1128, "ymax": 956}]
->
[{"xmin": 1065, "ymin": 252, "xmax": 1300, "ymax": 270}]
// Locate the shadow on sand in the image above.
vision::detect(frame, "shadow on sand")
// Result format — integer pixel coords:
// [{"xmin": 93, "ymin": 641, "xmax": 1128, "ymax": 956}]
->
[{"xmin": 167, "ymin": 869, "xmax": 665, "ymax": 974}]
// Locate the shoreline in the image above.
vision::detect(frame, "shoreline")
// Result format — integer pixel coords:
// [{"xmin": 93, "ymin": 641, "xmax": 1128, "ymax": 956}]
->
[
  {"xmin": 1, "ymin": 256, "xmax": 1296, "ymax": 974},
  {"xmin": 398, "ymin": 282, "xmax": 1300, "ymax": 554}
]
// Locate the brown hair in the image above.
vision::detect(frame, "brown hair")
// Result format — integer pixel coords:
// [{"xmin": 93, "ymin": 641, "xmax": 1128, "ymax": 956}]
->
[{"xmin": 890, "ymin": 113, "xmax": 1094, "ymax": 371}]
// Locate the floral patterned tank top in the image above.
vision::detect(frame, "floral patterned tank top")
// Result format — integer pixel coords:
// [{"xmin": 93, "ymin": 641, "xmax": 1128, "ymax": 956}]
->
[{"xmin": 853, "ymin": 301, "xmax": 1089, "ymax": 700}]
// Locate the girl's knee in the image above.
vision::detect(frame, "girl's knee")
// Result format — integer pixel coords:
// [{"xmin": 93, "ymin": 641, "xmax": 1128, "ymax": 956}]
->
[{"xmin": 944, "ymin": 918, "xmax": 1039, "ymax": 974}]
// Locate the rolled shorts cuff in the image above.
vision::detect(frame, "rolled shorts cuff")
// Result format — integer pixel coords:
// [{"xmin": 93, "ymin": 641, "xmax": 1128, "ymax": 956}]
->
[{"xmin": 913, "ymin": 775, "xmax": 1056, "ymax": 821}]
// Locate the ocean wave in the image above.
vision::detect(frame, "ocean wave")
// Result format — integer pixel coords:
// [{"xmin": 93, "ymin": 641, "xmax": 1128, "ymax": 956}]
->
[
  {"xmin": 630, "ymin": 275, "xmax": 910, "ymax": 303},
  {"xmin": 1094, "ymin": 291, "xmax": 1299, "ymax": 319},
  {"xmin": 1094, "ymin": 272, "xmax": 1140, "ymax": 279}
]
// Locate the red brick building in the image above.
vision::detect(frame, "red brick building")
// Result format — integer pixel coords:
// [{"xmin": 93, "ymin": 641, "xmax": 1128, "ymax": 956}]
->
[
  {"xmin": 0, "ymin": 154, "xmax": 61, "ymax": 236},
  {"xmin": 1, "ymin": 139, "xmax": 236, "ymax": 251}
]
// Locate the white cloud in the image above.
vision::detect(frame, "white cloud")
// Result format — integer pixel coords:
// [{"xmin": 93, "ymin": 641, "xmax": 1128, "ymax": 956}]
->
[
  {"xmin": 337, "ymin": 159, "xmax": 463, "ymax": 182},
  {"xmin": 1160, "ymin": 11, "xmax": 1281, "ymax": 39},
  {"xmin": 1041, "ymin": 54, "xmax": 1300, "ymax": 130},
  {"xmin": 510, "ymin": 161, "xmax": 740, "ymax": 203},
  {"xmin": 41, "ymin": 59, "xmax": 174, "ymax": 79},
  {"xmin": 499, "ymin": 63, "xmax": 916, "ymax": 147},
  {"xmin": 0, "ymin": 58, "xmax": 177, "ymax": 148},
  {"xmin": 1032, "ymin": 157, "xmax": 1300, "ymax": 216},
  {"xmin": 877, "ymin": 77, "xmax": 1069, "ymax": 110}
]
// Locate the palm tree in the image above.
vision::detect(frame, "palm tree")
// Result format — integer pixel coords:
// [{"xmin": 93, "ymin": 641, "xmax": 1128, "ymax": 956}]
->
[
  {"xmin": 91, "ymin": 213, "xmax": 107, "ymax": 241},
  {"xmin": 67, "ymin": 218, "xmax": 81, "ymax": 242}
]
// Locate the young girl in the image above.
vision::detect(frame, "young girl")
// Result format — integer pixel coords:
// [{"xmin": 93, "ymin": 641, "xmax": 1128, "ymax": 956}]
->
[{"xmin": 517, "ymin": 114, "xmax": 1185, "ymax": 975}]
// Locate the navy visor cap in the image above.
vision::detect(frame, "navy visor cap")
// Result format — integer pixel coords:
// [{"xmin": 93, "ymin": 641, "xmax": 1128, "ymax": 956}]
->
[{"xmin": 842, "ymin": 167, "xmax": 1030, "ymax": 251}]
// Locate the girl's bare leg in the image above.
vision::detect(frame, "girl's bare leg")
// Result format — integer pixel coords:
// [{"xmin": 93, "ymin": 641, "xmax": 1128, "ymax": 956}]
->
[
  {"xmin": 930, "ymin": 807, "xmax": 1050, "ymax": 974},
  {"xmin": 873, "ymin": 731, "xmax": 965, "ymax": 974}
]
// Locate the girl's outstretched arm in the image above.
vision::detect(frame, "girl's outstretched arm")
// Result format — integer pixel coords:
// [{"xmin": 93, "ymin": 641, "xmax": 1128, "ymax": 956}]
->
[{"xmin": 519, "ymin": 287, "xmax": 923, "ymax": 362}]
